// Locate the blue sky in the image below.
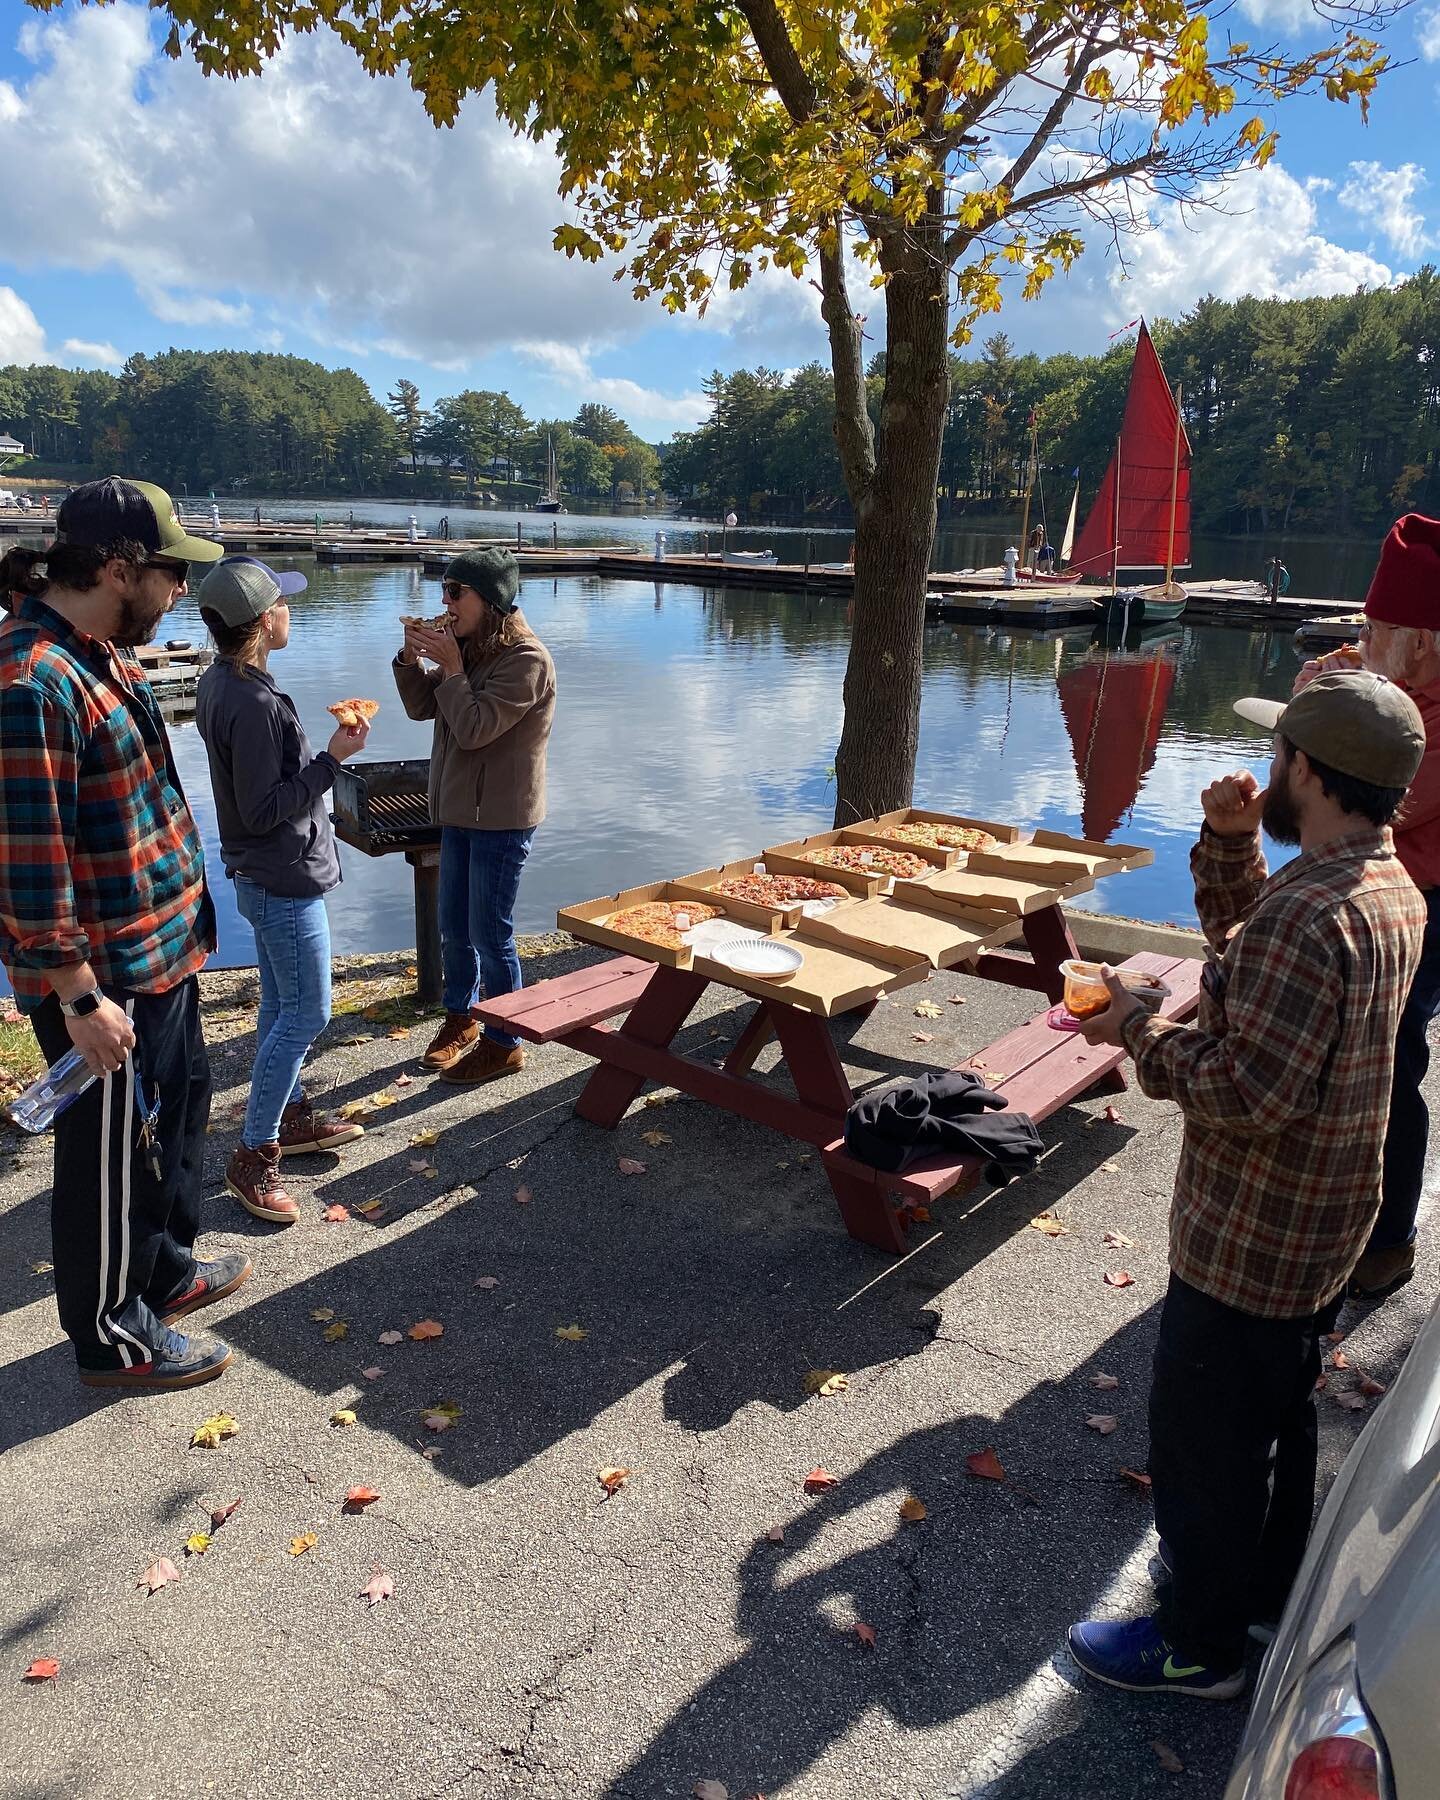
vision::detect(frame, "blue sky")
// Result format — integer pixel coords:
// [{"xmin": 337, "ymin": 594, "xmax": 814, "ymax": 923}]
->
[{"xmin": 1, "ymin": 0, "xmax": 1437, "ymax": 439}]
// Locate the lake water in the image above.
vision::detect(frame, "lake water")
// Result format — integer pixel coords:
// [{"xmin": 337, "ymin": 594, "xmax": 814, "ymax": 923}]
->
[{"xmin": 136, "ymin": 561, "xmax": 1309, "ymax": 968}]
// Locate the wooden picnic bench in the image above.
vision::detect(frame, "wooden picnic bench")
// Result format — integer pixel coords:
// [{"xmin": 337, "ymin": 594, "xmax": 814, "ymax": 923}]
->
[{"xmin": 476, "ymin": 942, "xmax": 1203, "ymax": 1255}]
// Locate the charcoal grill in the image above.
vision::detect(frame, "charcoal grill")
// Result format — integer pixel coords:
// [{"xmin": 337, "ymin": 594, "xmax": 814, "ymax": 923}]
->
[{"xmin": 331, "ymin": 759, "xmax": 443, "ymax": 1002}]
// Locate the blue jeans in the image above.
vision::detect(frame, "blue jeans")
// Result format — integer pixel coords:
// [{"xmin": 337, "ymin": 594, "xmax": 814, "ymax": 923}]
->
[
  {"xmin": 1370, "ymin": 886, "xmax": 1440, "ymax": 1251},
  {"xmin": 439, "ymin": 826, "xmax": 535, "ymax": 1048},
  {"xmin": 234, "ymin": 877, "xmax": 333, "ymax": 1148}
]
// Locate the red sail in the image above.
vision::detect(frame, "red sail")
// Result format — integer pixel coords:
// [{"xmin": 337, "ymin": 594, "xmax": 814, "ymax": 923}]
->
[
  {"xmin": 1056, "ymin": 648, "xmax": 1177, "ymax": 841},
  {"xmin": 1068, "ymin": 322, "xmax": 1191, "ymax": 578}
]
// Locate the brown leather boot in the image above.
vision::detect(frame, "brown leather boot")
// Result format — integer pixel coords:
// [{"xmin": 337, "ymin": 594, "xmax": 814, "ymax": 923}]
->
[
  {"xmin": 226, "ymin": 1143, "xmax": 300, "ymax": 1225},
  {"xmin": 422, "ymin": 1010, "xmax": 479, "ymax": 1071},
  {"xmin": 439, "ymin": 1037, "xmax": 525, "ymax": 1085},
  {"xmin": 278, "ymin": 1100, "xmax": 365, "ymax": 1156},
  {"xmin": 1346, "ymin": 1241, "xmax": 1416, "ymax": 1299}
]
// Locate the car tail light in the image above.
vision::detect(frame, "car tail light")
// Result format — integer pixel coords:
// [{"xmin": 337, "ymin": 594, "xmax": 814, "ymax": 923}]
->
[{"xmin": 1284, "ymin": 1736, "xmax": 1380, "ymax": 1800}]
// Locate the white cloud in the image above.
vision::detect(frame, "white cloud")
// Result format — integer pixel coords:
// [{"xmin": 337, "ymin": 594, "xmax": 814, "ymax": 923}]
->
[
  {"xmin": 0, "ymin": 287, "xmax": 47, "ymax": 364},
  {"xmin": 1337, "ymin": 160, "xmax": 1431, "ymax": 257},
  {"xmin": 1233, "ymin": 0, "xmax": 1322, "ymax": 30},
  {"xmin": 1418, "ymin": 4, "xmax": 1440, "ymax": 61},
  {"xmin": 60, "ymin": 337, "xmax": 124, "ymax": 368},
  {"xmin": 1106, "ymin": 161, "xmax": 1394, "ymax": 322},
  {"xmin": 516, "ymin": 340, "xmax": 709, "ymax": 432},
  {"xmin": 138, "ymin": 286, "xmax": 253, "ymax": 329}
]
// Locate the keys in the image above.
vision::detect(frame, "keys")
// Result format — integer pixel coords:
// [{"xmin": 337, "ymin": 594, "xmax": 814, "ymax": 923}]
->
[{"xmin": 136, "ymin": 1078, "xmax": 163, "ymax": 1183}]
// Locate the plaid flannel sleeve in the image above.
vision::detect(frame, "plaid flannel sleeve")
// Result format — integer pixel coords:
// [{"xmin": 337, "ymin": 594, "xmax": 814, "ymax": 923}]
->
[
  {"xmin": 0, "ymin": 682, "xmax": 90, "ymax": 973},
  {"xmin": 1120, "ymin": 901, "xmax": 1340, "ymax": 1135},
  {"xmin": 1191, "ymin": 824, "xmax": 1268, "ymax": 953}
]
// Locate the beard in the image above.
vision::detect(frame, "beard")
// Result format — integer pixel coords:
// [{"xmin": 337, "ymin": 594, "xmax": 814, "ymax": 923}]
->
[
  {"xmin": 1262, "ymin": 770, "xmax": 1303, "ymax": 845},
  {"xmin": 112, "ymin": 586, "xmax": 171, "ymax": 647}
]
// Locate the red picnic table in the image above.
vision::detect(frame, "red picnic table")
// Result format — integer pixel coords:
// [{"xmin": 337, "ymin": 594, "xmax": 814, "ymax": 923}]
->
[{"xmin": 475, "ymin": 826, "xmax": 1203, "ymax": 1254}]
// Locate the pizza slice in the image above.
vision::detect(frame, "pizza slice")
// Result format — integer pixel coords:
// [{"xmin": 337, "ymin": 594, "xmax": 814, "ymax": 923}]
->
[{"xmin": 327, "ymin": 697, "xmax": 381, "ymax": 729}]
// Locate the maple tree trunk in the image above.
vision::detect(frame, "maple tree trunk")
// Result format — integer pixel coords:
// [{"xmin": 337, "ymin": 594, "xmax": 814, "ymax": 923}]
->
[{"xmin": 831, "ymin": 243, "xmax": 949, "ymax": 826}]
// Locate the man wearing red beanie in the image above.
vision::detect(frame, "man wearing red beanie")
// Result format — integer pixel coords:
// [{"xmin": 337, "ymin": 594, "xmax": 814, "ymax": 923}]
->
[{"xmin": 1350, "ymin": 512, "xmax": 1440, "ymax": 1295}]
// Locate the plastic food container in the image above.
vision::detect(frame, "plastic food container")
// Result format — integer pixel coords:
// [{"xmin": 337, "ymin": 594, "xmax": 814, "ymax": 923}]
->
[{"xmin": 1060, "ymin": 959, "xmax": 1170, "ymax": 1019}]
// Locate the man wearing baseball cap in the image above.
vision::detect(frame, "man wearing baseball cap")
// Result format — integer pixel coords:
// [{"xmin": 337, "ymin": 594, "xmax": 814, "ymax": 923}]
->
[
  {"xmin": 0, "ymin": 477, "xmax": 242, "ymax": 1392},
  {"xmin": 1066, "ymin": 672, "xmax": 1426, "ymax": 1701}
]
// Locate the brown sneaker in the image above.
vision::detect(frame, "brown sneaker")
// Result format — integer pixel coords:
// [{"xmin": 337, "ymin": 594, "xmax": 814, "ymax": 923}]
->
[
  {"xmin": 278, "ymin": 1100, "xmax": 365, "ymax": 1157},
  {"xmin": 438, "ymin": 1037, "xmax": 525, "ymax": 1085},
  {"xmin": 226, "ymin": 1143, "xmax": 300, "ymax": 1225},
  {"xmin": 422, "ymin": 1010, "xmax": 479, "ymax": 1071},
  {"xmin": 1347, "ymin": 1241, "xmax": 1416, "ymax": 1300}
]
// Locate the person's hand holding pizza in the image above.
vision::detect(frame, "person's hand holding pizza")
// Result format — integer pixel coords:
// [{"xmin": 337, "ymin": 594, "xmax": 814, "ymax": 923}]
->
[
  {"xmin": 326, "ymin": 716, "xmax": 371, "ymax": 762},
  {"xmin": 412, "ymin": 621, "xmax": 463, "ymax": 679}
]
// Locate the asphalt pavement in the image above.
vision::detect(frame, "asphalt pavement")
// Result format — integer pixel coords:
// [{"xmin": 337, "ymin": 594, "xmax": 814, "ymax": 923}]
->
[{"xmin": 2, "ymin": 943, "xmax": 1434, "ymax": 1800}]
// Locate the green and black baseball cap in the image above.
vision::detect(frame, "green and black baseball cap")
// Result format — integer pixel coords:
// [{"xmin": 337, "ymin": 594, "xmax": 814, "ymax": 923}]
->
[
  {"xmin": 1234, "ymin": 671, "xmax": 1425, "ymax": 789},
  {"xmin": 56, "ymin": 477, "xmax": 225, "ymax": 565}
]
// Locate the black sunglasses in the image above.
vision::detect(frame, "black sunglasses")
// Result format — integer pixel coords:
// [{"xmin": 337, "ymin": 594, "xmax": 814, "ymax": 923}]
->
[
  {"xmin": 440, "ymin": 580, "xmax": 470, "ymax": 601},
  {"xmin": 146, "ymin": 558, "xmax": 190, "ymax": 584}
]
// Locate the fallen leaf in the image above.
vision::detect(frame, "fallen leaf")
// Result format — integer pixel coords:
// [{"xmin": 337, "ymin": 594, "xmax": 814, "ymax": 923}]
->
[
  {"xmin": 420, "ymin": 1446, "xmax": 442, "ymax": 1461},
  {"xmin": 911, "ymin": 1030, "xmax": 934, "ymax": 1044},
  {"xmin": 387, "ymin": 1027, "xmax": 410, "ymax": 1040},
  {"xmin": 899, "ymin": 1495, "xmax": 928, "ymax": 1522},
  {"xmin": 422, "ymin": 1168, "xmax": 439, "ymax": 1179},
  {"xmin": 765, "ymin": 1525, "xmax": 785, "ymax": 1544},
  {"xmin": 1330, "ymin": 1350, "xmax": 1350, "ymax": 1369},
  {"xmin": 803, "ymin": 1468, "xmax": 838, "ymax": 1493},
  {"xmin": 30, "ymin": 1260, "xmax": 53, "ymax": 1275},
  {"xmin": 1029, "ymin": 1214, "xmax": 1069, "ymax": 1237},
  {"xmin": 693, "ymin": 1783, "xmax": 728, "ymax": 1800},
  {"xmin": 359, "ymin": 1566, "xmax": 395, "ymax": 1607},
  {"xmin": 191, "ymin": 1411, "xmax": 239, "ymax": 1449},
  {"xmin": 394, "ymin": 1071, "xmax": 413, "ymax": 1085},
  {"xmin": 422, "ymin": 1411, "xmax": 454, "ymax": 1433},
  {"xmin": 966, "ymin": 1447, "xmax": 1006, "ymax": 1482},
  {"xmin": 803, "ymin": 1369, "xmax": 847, "ymax": 1396},
  {"xmin": 1089, "ymin": 1372, "xmax": 1120, "ymax": 1390},
  {"xmin": 1358, "ymin": 1373, "xmax": 1387, "ymax": 1396},
  {"xmin": 344, "ymin": 1486, "xmax": 381, "ymax": 1509},
  {"xmin": 474, "ymin": 1276, "xmax": 500, "ymax": 1290},
  {"xmin": 407, "ymin": 1319, "xmax": 444, "ymax": 1341},
  {"xmin": 1315, "ymin": 1373, "xmax": 1329, "ymax": 1392},
  {"xmin": 597, "ymin": 1465, "xmax": 631, "ymax": 1495},
  {"xmin": 361, "ymin": 1366, "xmax": 383, "ymax": 1381},
  {"xmin": 209, "ymin": 1498, "xmax": 243, "ymax": 1529},
  {"xmin": 913, "ymin": 1000, "xmax": 941, "ymax": 1019},
  {"xmin": 185, "ymin": 1532, "xmax": 211, "ymax": 1556},
  {"xmin": 905, "ymin": 1204, "xmax": 932, "ymax": 1223},
  {"xmin": 514, "ymin": 1185, "xmax": 533, "ymax": 1205},
  {"xmin": 1324, "ymin": 1330, "xmax": 1347, "ymax": 1345},
  {"xmin": 1103, "ymin": 1229, "xmax": 1136, "ymax": 1249},
  {"xmin": 409, "ymin": 1130, "xmax": 440, "ymax": 1147},
  {"xmin": 377, "ymin": 1330, "xmax": 403, "ymax": 1345},
  {"xmin": 1119, "ymin": 1466, "xmax": 1153, "ymax": 1493},
  {"xmin": 853, "ymin": 1621, "xmax": 877, "ymax": 1649},
  {"xmin": 22, "ymin": 1658, "xmax": 60, "ymax": 1683},
  {"xmin": 1335, "ymin": 1391, "xmax": 1368, "ymax": 1411},
  {"xmin": 330, "ymin": 1409, "xmax": 357, "ymax": 1428},
  {"xmin": 288, "ymin": 1533, "xmax": 318, "ymax": 1556},
  {"xmin": 366, "ymin": 1092, "xmax": 398, "ymax": 1111},
  {"xmin": 639, "ymin": 1129, "xmax": 672, "ymax": 1147},
  {"xmin": 322, "ymin": 1204, "xmax": 350, "ymax": 1223},
  {"xmin": 1086, "ymin": 1415, "xmax": 1118, "ymax": 1436},
  {"xmin": 1099, "ymin": 1161, "xmax": 1120, "ymax": 1173},
  {"xmin": 310, "ymin": 1307, "xmax": 336, "ymax": 1322},
  {"xmin": 137, "ymin": 1556, "xmax": 181, "ymax": 1594},
  {"xmin": 354, "ymin": 1198, "xmax": 386, "ymax": 1216},
  {"xmin": 1103, "ymin": 1269, "xmax": 1135, "ymax": 1288},
  {"xmin": 617, "ymin": 1157, "xmax": 647, "ymax": 1176},
  {"xmin": 323, "ymin": 1321, "xmax": 350, "ymax": 1341},
  {"xmin": 947, "ymin": 994, "xmax": 967, "ymax": 1005},
  {"xmin": 555, "ymin": 1324, "xmax": 588, "ymax": 1342},
  {"xmin": 406, "ymin": 1158, "xmax": 436, "ymax": 1174},
  {"xmin": 1151, "ymin": 1740, "xmax": 1185, "ymax": 1775},
  {"xmin": 338, "ymin": 1100, "xmax": 371, "ymax": 1121}
]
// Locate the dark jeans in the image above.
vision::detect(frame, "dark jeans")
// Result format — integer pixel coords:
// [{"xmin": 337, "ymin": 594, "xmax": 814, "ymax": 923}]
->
[
  {"xmin": 32, "ymin": 978, "xmax": 212, "ymax": 1371},
  {"xmin": 438, "ymin": 825, "xmax": 535, "ymax": 1048},
  {"xmin": 1370, "ymin": 886, "xmax": 1440, "ymax": 1251},
  {"xmin": 1148, "ymin": 1274, "xmax": 1338, "ymax": 1671}
]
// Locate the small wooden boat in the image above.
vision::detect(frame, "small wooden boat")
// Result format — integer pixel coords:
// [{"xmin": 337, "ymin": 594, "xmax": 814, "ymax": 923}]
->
[
  {"xmin": 722, "ymin": 548, "xmax": 777, "ymax": 566},
  {"xmin": 1094, "ymin": 581, "xmax": 1187, "ymax": 629}
]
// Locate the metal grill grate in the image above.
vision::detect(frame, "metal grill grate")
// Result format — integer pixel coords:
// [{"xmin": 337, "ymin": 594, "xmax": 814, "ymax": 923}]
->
[
  {"xmin": 368, "ymin": 791, "xmax": 431, "ymax": 833},
  {"xmin": 331, "ymin": 758, "xmax": 441, "ymax": 851}
]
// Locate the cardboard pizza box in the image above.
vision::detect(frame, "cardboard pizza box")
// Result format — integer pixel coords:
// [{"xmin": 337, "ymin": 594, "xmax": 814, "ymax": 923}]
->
[
  {"xmin": 797, "ymin": 894, "xmax": 1021, "ymax": 968},
  {"xmin": 894, "ymin": 861, "xmax": 1093, "ymax": 917},
  {"xmin": 763, "ymin": 830, "xmax": 945, "ymax": 894},
  {"xmin": 966, "ymin": 842, "xmax": 1124, "ymax": 884},
  {"xmin": 1030, "ymin": 828, "xmax": 1153, "ymax": 871},
  {"xmin": 558, "ymin": 882, "xmax": 749, "ymax": 968},
  {"xmin": 854, "ymin": 806, "xmax": 1022, "ymax": 847},
  {"xmin": 692, "ymin": 928, "xmax": 930, "ymax": 1016},
  {"xmin": 668, "ymin": 860, "xmax": 846, "ymax": 928}
]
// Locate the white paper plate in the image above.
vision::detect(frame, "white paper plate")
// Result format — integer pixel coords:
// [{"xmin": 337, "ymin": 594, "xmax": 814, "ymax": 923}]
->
[
  {"xmin": 683, "ymin": 918, "xmax": 763, "ymax": 953},
  {"xmin": 797, "ymin": 895, "xmax": 842, "ymax": 918},
  {"xmin": 709, "ymin": 936, "xmax": 804, "ymax": 978}
]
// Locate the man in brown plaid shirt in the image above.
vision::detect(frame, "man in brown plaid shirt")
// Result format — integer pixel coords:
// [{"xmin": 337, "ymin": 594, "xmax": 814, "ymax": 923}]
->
[{"xmin": 1065, "ymin": 671, "xmax": 1426, "ymax": 1701}]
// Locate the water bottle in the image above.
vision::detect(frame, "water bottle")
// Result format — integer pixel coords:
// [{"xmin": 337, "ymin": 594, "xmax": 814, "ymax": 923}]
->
[{"xmin": 7, "ymin": 1047, "xmax": 97, "ymax": 1134}]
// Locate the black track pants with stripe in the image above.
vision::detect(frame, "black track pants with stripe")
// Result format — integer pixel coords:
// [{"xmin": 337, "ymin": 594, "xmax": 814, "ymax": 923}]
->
[{"xmin": 32, "ymin": 977, "xmax": 213, "ymax": 1370}]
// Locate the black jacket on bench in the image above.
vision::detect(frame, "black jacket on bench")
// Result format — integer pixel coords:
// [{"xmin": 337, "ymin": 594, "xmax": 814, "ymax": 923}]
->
[{"xmin": 843, "ymin": 1071, "xmax": 1043, "ymax": 1184}]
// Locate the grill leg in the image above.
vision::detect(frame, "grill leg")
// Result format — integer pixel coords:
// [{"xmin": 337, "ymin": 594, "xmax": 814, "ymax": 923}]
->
[{"xmin": 407, "ymin": 848, "xmax": 443, "ymax": 1005}]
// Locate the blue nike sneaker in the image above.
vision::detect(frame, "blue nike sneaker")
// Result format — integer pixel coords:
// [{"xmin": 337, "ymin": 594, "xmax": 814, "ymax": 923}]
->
[{"xmin": 1067, "ymin": 1615, "xmax": 1246, "ymax": 1699}]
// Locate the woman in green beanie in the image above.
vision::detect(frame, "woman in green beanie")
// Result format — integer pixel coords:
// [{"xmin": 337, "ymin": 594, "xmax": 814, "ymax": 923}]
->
[{"xmin": 394, "ymin": 547, "xmax": 556, "ymax": 1084}]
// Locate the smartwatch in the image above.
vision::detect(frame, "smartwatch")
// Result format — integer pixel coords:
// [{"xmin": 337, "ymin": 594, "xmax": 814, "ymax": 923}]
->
[{"xmin": 59, "ymin": 988, "xmax": 104, "ymax": 1018}]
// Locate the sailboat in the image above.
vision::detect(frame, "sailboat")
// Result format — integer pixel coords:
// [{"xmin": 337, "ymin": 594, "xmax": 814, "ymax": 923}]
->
[
  {"xmin": 1074, "ymin": 322, "xmax": 1191, "ymax": 625},
  {"xmin": 534, "ymin": 434, "xmax": 565, "ymax": 513},
  {"xmin": 1056, "ymin": 634, "xmax": 1180, "ymax": 840}
]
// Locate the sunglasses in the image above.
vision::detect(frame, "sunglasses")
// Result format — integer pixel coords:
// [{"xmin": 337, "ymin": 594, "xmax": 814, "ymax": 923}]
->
[
  {"xmin": 146, "ymin": 558, "xmax": 190, "ymax": 584},
  {"xmin": 440, "ymin": 581, "xmax": 470, "ymax": 601}
]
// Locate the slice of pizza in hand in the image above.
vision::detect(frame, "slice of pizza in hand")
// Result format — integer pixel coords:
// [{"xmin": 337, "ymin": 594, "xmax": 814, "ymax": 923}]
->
[{"xmin": 327, "ymin": 697, "xmax": 381, "ymax": 729}]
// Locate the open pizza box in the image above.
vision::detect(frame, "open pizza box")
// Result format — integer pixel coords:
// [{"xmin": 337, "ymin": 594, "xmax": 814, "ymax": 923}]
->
[
  {"xmin": 668, "ymin": 859, "xmax": 858, "ymax": 926},
  {"xmin": 762, "ymin": 829, "xmax": 950, "ymax": 894},
  {"xmin": 846, "ymin": 806, "xmax": 1022, "ymax": 854},
  {"xmin": 796, "ymin": 893, "xmax": 1022, "ymax": 969},
  {"xmin": 966, "ymin": 830, "xmax": 1152, "ymax": 884},
  {"xmin": 690, "ymin": 927, "xmax": 931, "ymax": 1015},
  {"xmin": 557, "ymin": 880, "xmax": 786, "ymax": 969},
  {"xmin": 894, "ymin": 861, "xmax": 1094, "ymax": 918}
]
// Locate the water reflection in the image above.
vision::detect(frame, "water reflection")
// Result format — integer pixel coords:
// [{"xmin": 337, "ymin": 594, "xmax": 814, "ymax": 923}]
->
[{"xmin": 1057, "ymin": 630, "xmax": 1180, "ymax": 842}]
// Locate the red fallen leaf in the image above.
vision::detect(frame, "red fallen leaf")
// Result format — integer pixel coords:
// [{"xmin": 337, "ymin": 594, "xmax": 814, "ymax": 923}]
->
[
  {"xmin": 1103, "ymin": 1104, "xmax": 1124, "ymax": 1124},
  {"xmin": 947, "ymin": 994, "xmax": 967, "ymax": 1005},
  {"xmin": 474, "ymin": 1275, "xmax": 501, "ymax": 1289},
  {"xmin": 1103, "ymin": 1269, "xmax": 1135, "ymax": 1288},
  {"xmin": 422, "ymin": 1411, "xmax": 454, "ymax": 1433},
  {"xmin": 1324, "ymin": 1330, "xmax": 1346, "ymax": 1345},
  {"xmin": 1086, "ymin": 1414, "xmax": 1118, "ymax": 1435},
  {"xmin": 616, "ymin": 1157, "xmax": 647, "ymax": 1176},
  {"xmin": 853, "ymin": 1621, "xmax": 877, "ymax": 1649},
  {"xmin": 803, "ymin": 1467, "xmax": 838, "ymax": 1493},
  {"xmin": 344, "ymin": 1485, "xmax": 381, "ymax": 1509},
  {"xmin": 1335, "ymin": 1391, "xmax": 1368, "ymax": 1411},
  {"xmin": 1152, "ymin": 1739, "xmax": 1185, "ymax": 1774},
  {"xmin": 209, "ymin": 1497, "xmax": 243, "ymax": 1529},
  {"xmin": 359, "ymin": 1566, "xmax": 394, "ymax": 1608},
  {"xmin": 1330, "ymin": 1350, "xmax": 1349, "ymax": 1369},
  {"xmin": 692, "ymin": 1783, "xmax": 729, "ymax": 1800},
  {"xmin": 23, "ymin": 1658, "xmax": 60, "ymax": 1682},
  {"xmin": 1314, "ymin": 1374, "xmax": 1329, "ymax": 1392},
  {"xmin": 966, "ymin": 1447, "xmax": 1006, "ymax": 1482},
  {"xmin": 407, "ymin": 1319, "xmax": 444, "ymax": 1341},
  {"xmin": 1119, "ymin": 1466, "xmax": 1153, "ymax": 1493},
  {"xmin": 1358, "ymin": 1373, "xmax": 1387, "ymax": 1397},
  {"xmin": 513, "ymin": 1186, "xmax": 533, "ymax": 1205},
  {"xmin": 1089, "ymin": 1372, "xmax": 1120, "ymax": 1390},
  {"xmin": 765, "ymin": 1525, "xmax": 785, "ymax": 1544},
  {"xmin": 137, "ymin": 1556, "xmax": 181, "ymax": 1594},
  {"xmin": 911, "ymin": 1031, "xmax": 934, "ymax": 1044},
  {"xmin": 322, "ymin": 1203, "xmax": 349, "ymax": 1223}
]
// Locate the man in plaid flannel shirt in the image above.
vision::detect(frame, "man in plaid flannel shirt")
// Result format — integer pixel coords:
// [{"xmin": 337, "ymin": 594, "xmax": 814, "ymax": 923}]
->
[
  {"xmin": 0, "ymin": 478, "xmax": 247, "ymax": 1392},
  {"xmin": 1064, "ymin": 672, "xmax": 1426, "ymax": 1700}
]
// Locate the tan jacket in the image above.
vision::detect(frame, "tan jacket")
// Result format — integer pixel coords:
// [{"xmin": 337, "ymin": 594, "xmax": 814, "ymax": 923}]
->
[{"xmin": 391, "ymin": 634, "xmax": 555, "ymax": 831}]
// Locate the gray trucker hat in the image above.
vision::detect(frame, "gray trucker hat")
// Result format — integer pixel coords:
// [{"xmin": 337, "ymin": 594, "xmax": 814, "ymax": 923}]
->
[{"xmin": 196, "ymin": 556, "xmax": 307, "ymax": 627}]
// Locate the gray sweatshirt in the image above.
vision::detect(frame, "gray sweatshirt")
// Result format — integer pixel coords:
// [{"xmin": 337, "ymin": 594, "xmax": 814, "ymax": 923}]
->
[{"xmin": 194, "ymin": 658, "xmax": 341, "ymax": 898}]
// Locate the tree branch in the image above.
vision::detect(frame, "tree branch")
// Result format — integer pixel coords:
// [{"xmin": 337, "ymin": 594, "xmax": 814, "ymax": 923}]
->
[
  {"xmin": 817, "ymin": 232, "xmax": 877, "ymax": 504},
  {"xmin": 735, "ymin": 0, "xmax": 816, "ymax": 123},
  {"xmin": 993, "ymin": 35, "xmax": 1103, "ymax": 202}
]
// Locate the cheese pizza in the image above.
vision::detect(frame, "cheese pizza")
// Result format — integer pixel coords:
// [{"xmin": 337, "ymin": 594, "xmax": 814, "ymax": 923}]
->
[
  {"xmin": 880, "ymin": 821, "xmax": 997, "ymax": 852},
  {"xmin": 713, "ymin": 873, "xmax": 848, "ymax": 907},
  {"xmin": 327, "ymin": 698, "xmax": 381, "ymax": 729},
  {"xmin": 606, "ymin": 899, "xmax": 720, "ymax": 950},
  {"xmin": 802, "ymin": 844, "xmax": 930, "ymax": 879}
]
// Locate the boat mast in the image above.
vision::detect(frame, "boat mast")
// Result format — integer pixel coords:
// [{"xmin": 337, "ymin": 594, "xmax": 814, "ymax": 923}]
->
[
  {"xmin": 1165, "ymin": 384, "xmax": 1183, "ymax": 590},
  {"xmin": 1018, "ymin": 410, "xmax": 1037, "ymax": 572},
  {"xmin": 1111, "ymin": 436, "xmax": 1121, "ymax": 597}
]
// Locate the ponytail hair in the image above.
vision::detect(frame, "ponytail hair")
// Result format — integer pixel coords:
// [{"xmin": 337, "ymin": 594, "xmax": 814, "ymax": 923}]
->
[
  {"xmin": 1, "ymin": 537, "xmax": 149, "ymax": 605},
  {"xmin": 1, "ymin": 546, "xmax": 49, "ymax": 604}
]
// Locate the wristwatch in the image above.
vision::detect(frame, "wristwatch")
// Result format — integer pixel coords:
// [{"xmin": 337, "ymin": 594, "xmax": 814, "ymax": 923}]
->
[{"xmin": 59, "ymin": 988, "xmax": 103, "ymax": 1018}]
